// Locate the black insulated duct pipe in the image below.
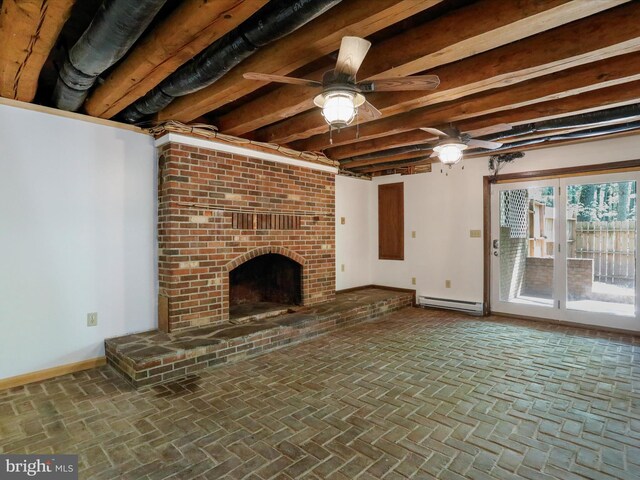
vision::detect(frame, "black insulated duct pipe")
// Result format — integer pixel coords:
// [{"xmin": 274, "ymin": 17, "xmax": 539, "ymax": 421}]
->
[
  {"xmin": 474, "ymin": 119, "xmax": 640, "ymax": 153},
  {"xmin": 121, "ymin": 0, "xmax": 342, "ymax": 123},
  {"xmin": 480, "ymin": 103, "xmax": 640, "ymax": 142},
  {"xmin": 53, "ymin": 0, "xmax": 166, "ymax": 112},
  {"xmin": 53, "ymin": 0, "xmax": 167, "ymax": 112}
]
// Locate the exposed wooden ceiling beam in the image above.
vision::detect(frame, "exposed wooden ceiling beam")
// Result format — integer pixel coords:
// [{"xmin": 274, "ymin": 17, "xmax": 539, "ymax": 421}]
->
[
  {"xmin": 218, "ymin": 0, "xmax": 626, "ymax": 137},
  {"xmin": 155, "ymin": 0, "xmax": 439, "ymax": 123},
  {"xmin": 362, "ymin": 127, "xmax": 640, "ymax": 174},
  {"xmin": 326, "ymin": 124, "xmax": 509, "ymax": 159},
  {"xmin": 261, "ymin": 2, "xmax": 639, "ymax": 146},
  {"xmin": 342, "ymin": 149, "xmax": 433, "ymax": 169},
  {"xmin": 357, "ymin": 128, "xmax": 640, "ymax": 173},
  {"xmin": 0, "ymin": 0, "xmax": 75, "ymax": 102},
  {"xmin": 292, "ymin": 51, "xmax": 640, "ymax": 152},
  {"xmin": 83, "ymin": 0, "xmax": 265, "ymax": 119},
  {"xmin": 354, "ymin": 155, "xmax": 432, "ymax": 174},
  {"xmin": 327, "ymin": 130, "xmax": 436, "ymax": 159}
]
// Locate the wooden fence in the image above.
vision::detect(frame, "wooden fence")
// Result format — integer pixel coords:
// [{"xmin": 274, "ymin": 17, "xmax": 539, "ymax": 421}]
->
[{"xmin": 569, "ymin": 220, "xmax": 636, "ymax": 285}]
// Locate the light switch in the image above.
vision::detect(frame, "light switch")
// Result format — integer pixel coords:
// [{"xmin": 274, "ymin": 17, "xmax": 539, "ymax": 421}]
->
[
  {"xmin": 470, "ymin": 229, "xmax": 481, "ymax": 238},
  {"xmin": 411, "ymin": 231, "xmax": 416, "ymax": 238},
  {"xmin": 340, "ymin": 217, "xmax": 346, "ymax": 225}
]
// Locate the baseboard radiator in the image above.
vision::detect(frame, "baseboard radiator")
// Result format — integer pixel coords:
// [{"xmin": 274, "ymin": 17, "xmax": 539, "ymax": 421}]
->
[{"xmin": 418, "ymin": 296, "xmax": 484, "ymax": 315}]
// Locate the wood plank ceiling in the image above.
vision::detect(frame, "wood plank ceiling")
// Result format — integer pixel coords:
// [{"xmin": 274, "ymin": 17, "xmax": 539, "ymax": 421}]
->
[{"xmin": 1, "ymin": 0, "xmax": 639, "ymax": 176}]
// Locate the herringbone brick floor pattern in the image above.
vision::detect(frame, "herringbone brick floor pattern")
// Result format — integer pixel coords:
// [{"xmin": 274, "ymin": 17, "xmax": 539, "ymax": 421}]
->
[{"xmin": 1, "ymin": 308, "xmax": 639, "ymax": 479}]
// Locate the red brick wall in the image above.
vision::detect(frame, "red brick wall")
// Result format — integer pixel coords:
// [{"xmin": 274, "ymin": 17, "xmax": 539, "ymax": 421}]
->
[{"xmin": 158, "ymin": 140, "xmax": 336, "ymax": 332}]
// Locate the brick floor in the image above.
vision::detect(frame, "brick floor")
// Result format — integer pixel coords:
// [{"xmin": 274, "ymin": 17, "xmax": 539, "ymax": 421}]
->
[{"xmin": 1, "ymin": 307, "xmax": 639, "ymax": 479}]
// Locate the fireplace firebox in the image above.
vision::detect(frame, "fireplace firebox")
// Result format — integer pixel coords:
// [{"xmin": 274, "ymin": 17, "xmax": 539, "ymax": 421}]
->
[{"xmin": 229, "ymin": 253, "xmax": 302, "ymax": 321}]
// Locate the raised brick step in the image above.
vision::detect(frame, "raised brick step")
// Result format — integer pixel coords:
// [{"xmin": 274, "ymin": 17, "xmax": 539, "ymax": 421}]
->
[{"xmin": 105, "ymin": 287, "xmax": 414, "ymax": 388}]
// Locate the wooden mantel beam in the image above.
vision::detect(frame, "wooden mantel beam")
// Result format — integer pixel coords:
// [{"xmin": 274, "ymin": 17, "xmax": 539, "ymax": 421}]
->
[
  {"xmin": 217, "ymin": 0, "xmax": 624, "ymax": 137},
  {"xmin": 0, "ymin": 0, "xmax": 75, "ymax": 102},
  {"xmin": 263, "ymin": 2, "xmax": 639, "ymax": 147},
  {"xmin": 156, "ymin": 0, "xmax": 440, "ymax": 123},
  {"xmin": 291, "ymin": 50, "xmax": 640, "ymax": 153},
  {"xmin": 84, "ymin": 0, "xmax": 266, "ymax": 119}
]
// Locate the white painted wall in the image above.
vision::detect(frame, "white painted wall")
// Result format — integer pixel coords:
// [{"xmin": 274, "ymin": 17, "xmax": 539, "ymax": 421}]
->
[
  {"xmin": 371, "ymin": 166, "xmax": 484, "ymax": 301},
  {"xmin": 0, "ymin": 104, "xmax": 157, "ymax": 379},
  {"xmin": 372, "ymin": 134, "xmax": 640, "ymax": 302},
  {"xmin": 335, "ymin": 175, "xmax": 372, "ymax": 289},
  {"xmin": 335, "ymin": 134, "xmax": 640, "ymax": 304}
]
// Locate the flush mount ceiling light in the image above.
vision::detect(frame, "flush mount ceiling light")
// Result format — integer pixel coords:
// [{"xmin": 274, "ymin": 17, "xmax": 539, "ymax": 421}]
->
[{"xmin": 313, "ymin": 89, "xmax": 365, "ymax": 129}]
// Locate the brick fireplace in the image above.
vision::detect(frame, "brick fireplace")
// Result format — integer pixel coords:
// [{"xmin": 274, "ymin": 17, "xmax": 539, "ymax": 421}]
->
[{"xmin": 157, "ymin": 134, "xmax": 336, "ymax": 332}]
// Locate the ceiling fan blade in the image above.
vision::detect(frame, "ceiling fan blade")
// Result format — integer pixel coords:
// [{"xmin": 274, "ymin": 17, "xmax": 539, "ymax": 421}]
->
[
  {"xmin": 243, "ymin": 72, "xmax": 322, "ymax": 87},
  {"xmin": 360, "ymin": 75, "xmax": 440, "ymax": 92},
  {"xmin": 357, "ymin": 100, "xmax": 382, "ymax": 121},
  {"xmin": 467, "ymin": 139, "xmax": 503, "ymax": 149},
  {"xmin": 335, "ymin": 36, "xmax": 371, "ymax": 78},
  {"xmin": 420, "ymin": 127, "xmax": 448, "ymax": 138}
]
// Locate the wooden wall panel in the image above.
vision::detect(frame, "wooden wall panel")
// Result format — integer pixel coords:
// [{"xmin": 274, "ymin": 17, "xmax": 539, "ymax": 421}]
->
[{"xmin": 378, "ymin": 183, "xmax": 404, "ymax": 260}]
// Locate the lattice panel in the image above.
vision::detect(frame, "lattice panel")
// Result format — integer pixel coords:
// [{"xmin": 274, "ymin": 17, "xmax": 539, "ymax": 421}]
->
[{"xmin": 500, "ymin": 189, "xmax": 529, "ymax": 239}]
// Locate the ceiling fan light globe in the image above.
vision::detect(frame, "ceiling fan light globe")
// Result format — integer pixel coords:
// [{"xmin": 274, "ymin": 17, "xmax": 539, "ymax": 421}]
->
[
  {"xmin": 434, "ymin": 143, "xmax": 465, "ymax": 165},
  {"xmin": 321, "ymin": 91, "xmax": 356, "ymax": 127}
]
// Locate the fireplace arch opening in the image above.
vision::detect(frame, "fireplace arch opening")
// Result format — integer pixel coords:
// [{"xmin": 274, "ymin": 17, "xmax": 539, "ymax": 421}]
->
[{"xmin": 229, "ymin": 253, "xmax": 302, "ymax": 321}]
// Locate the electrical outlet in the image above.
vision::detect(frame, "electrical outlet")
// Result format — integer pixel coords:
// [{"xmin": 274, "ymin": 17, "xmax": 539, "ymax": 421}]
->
[
  {"xmin": 340, "ymin": 217, "xmax": 346, "ymax": 225},
  {"xmin": 411, "ymin": 231, "xmax": 416, "ymax": 238},
  {"xmin": 445, "ymin": 280, "xmax": 451, "ymax": 288},
  {"xmin": 87, "ymin": 312, "xmax": 98, "ymax": 327},
  {"xmin": 341, "ymin": 264, "xmax": 345, "ymax": 272},
  {"xmin": 411, "ymin": 277, "xmax": 416, "ymax": 285}
]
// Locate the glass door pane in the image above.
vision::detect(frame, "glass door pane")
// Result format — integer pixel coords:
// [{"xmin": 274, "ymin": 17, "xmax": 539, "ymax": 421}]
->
[
  {"xmin": 499, "ymin": 185, "xmax": 555, "ymax": 307},
  {"xmin": 566, "ymin": 180, "xmax": 636, "ymax": 316}
]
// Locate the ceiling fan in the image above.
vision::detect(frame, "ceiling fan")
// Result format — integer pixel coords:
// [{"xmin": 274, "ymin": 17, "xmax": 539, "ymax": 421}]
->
[
  {"xmin": 421, "ymin": 125, "xmax": 503, "ymax": 167},
  {"xmin": 243, "ymin": 36, "xmax": 440, "ymax": 131}
]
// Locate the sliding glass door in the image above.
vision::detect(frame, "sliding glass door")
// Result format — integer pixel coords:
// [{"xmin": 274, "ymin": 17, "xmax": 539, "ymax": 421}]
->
[
  {"xmin": 561, "ymin": 174, "xmax": 638, "ymax": 329},
  {"xmin": 491, "ymin": 172, "xmax": 640, "ymax": 331},
  {"xmin": 491, "ymin": 180, "xmax": 559, "ymax": 318}
]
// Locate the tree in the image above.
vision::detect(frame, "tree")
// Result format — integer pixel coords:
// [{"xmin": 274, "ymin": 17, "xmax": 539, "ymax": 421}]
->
[
  {"xmin": 577, "ymin": 184, "xmax": 597, "ymax": 221},
  {"xmin": 617, "ymin": 181, "xmax": 631, "ymax": 220}
]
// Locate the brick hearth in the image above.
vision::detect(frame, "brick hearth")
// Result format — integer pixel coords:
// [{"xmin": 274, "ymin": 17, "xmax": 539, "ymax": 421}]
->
[
  {"xmin": 158, "ymin": 136, "xmax": 336, "ymax": 332},
  {"xmin": 106, "ymin": 288, "xmax": 414, "ymax": 388}
]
